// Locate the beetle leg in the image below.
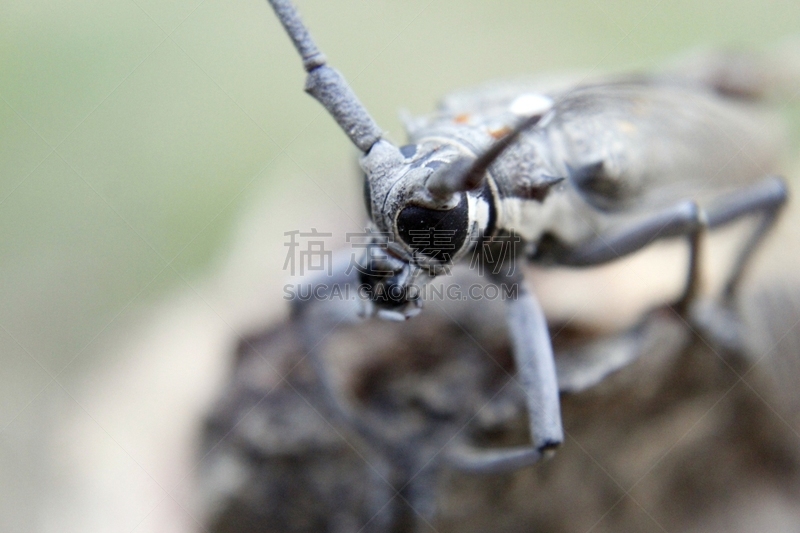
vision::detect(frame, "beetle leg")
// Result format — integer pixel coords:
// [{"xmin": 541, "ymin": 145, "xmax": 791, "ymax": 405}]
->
[
  {"xmin": 556, "ymin": 309, "xmax": 657, "ymax": 393},
  {"xmin": 684, "ymin": 181, "xmax": 785, "ymax": 306},
  {"xmin": 703, "ymin": 175, "xmax": 787, "ymax": 301},
  {"xmin": 544, "ymin": 199, "xmax": 703, "ymax": 268},
  {"xmin": 535, "ymin": 199, "xmax": 706, "ymax": 320},
  {"xmin": 503, "ymin": 275, "xmax": 564, "ymax": 451},
  {"xmin": 541, "ymin": 175, "xmax": 787, "ymax": 308},
  {"xmin": 687, "ymin": 175, "xmax": 787, "ymax": 352},
  {"xmin": 446, "ymin": 272, "xmax": 563, "ymax": 473},
  {"xmin": 406, "ymin": 462, "xmax": 440, "ymax": 533},
  {"xmin": 446, "ymin": 443, "xmax": 547, "ymax": 474},
  {"xmin": 542, "ymin": 176, "xmax": 786, "ymax": 355},
  {"xmin": 673, "ymin": 217, "xmax": 704, "ymax": 315},
  {"xmin": 290, "ymin": 251, "xmax": 393, "ymax": 453}
]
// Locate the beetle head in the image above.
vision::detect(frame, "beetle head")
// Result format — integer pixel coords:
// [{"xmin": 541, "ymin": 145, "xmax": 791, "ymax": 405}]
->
[
  {"xmin": 355, "ymin": 139, "xmax": 490, "ymax": 319},
  {"xmin": 266, "ymin": 0, "xmax": 549, "ymax": 320}
]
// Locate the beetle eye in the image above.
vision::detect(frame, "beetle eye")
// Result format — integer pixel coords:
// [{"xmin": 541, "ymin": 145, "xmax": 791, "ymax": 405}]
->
[{"xmin": 396, "ymin": 195, "xmax": 469, "ymax": 262}]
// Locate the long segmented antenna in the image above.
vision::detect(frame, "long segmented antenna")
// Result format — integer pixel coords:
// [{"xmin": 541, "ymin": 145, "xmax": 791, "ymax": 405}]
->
[
  {"xmin": 426, "ymin": 112, "xmax": 546, "ymax": 199},
  {"xmin": 267, "ymin": 0, "xmax": 383, "ymax": 152}
]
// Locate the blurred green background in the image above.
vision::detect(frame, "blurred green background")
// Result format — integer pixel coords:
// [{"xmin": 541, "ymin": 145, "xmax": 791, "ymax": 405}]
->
[{"xmin": 1, "ymin": 0, "xmax": 799, "ymax": 530}]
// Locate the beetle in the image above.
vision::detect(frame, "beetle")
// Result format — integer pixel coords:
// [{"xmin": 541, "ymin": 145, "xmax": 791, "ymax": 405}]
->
[{"xmin": 267, "ymin": 0, "xmax": 789, "ymax": 474}]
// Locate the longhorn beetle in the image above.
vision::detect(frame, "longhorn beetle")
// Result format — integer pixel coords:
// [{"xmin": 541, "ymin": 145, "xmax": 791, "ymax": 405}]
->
[{"xmin": 267, "ymin": 0, "xmax": 788, "ymax": 473}]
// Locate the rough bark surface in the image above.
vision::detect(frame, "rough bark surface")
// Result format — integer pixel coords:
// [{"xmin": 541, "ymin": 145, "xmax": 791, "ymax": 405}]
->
[{"xmin": 196, "ymin": 268, "xmax": 800, "ymax": 533}]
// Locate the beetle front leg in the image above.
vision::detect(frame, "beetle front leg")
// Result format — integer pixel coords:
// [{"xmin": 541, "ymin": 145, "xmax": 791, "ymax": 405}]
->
[
  {"xmin": 446, "ymin": 271, "xmax": 564, "ymax": 474},
  {"xmin": 503, "ymin": 272, "xmax": 564, "ymax": 451}
]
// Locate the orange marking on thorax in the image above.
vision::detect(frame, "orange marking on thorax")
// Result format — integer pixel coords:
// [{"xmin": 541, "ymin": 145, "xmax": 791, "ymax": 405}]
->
[{"xmin": 489, "ymin": 126, "xmax": 512, "ymax": 139}]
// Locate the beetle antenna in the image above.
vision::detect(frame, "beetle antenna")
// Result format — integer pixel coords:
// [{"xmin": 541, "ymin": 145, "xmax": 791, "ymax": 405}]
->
[
  {"xmin": 267, "ymin": 0, "xmax": 383, "ymax": 153},
  {"xmin": 426, "ymin": 112, "xmax": 545, "ymax": 198}
]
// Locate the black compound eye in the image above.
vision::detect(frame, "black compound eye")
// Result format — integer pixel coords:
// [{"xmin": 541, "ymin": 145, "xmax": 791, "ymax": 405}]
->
[{"xmin": 396, "ymin": 195, "xmax": 469, "ymax": 262}]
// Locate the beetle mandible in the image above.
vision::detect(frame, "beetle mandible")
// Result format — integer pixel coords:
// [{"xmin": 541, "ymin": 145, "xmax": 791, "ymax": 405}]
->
[{"xmin": 267, "ymin": 0, "xmax": 788, "ymax": 473}]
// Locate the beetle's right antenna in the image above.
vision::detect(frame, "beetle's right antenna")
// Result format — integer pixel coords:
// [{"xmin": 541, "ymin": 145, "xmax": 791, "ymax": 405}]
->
[
  {"xmin": 267, "ymin": 0, "xmax": 383, "ymax": 153},
  {"xmin": 426, "ymin": 112, "xmax": 546, "ymax": 199}
]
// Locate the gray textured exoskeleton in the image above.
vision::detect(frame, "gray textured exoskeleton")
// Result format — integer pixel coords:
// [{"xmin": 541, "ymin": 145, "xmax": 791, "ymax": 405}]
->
[{"xmin": 267, "ymin": 0, "xmax": 788, "ymax": 473}]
